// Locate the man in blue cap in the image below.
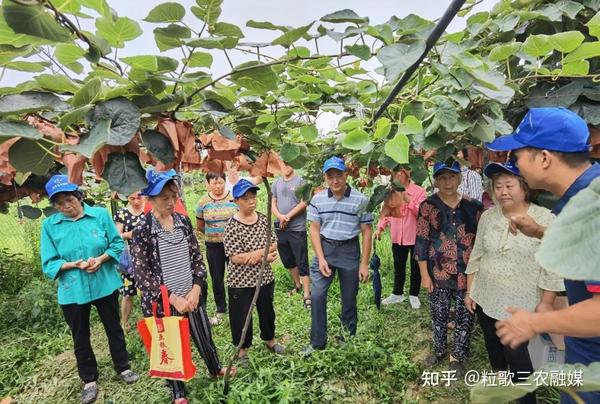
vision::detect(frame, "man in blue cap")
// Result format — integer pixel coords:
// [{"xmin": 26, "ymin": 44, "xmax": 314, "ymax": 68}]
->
[
  {"xmin": 487, "ymin": 107, "xmax": 600, "ymax": 403},
  {"xmin": 303, "ymin": 156, "xmax": 373, "ymax": 354}
]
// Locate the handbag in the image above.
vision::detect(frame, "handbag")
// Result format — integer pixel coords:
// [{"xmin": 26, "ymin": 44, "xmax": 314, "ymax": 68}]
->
[
  {"xmin": 118, "ymin": 244, "xmax": 132, "ymax": 275},
  {"xmin": 137, "ymin": 285, "xmax": 197, "ymax": 382}
]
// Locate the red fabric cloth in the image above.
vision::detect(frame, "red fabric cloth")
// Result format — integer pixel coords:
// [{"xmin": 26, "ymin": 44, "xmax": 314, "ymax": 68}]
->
[{"xmin": 144, "ymin": 199, "xmax": 188, "ymax": 216}]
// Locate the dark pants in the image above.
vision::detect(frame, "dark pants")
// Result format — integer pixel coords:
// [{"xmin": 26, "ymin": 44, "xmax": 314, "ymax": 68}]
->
[
  {"xmin": 276, "ymin": 230, "xmax": 309, "ymax": 276},
  {"xmin": 391, "ymin": 244, "xmax": 420, "ymax": 296},
  {"xmin": 228, "ymin": 281, "xmax": 276, "ymax": 349},
  {"xmin": 310, "ymin": 237, "xmax": 360, "ymax": 348},
  {"xmin": 477, "ymin": 306, "xmax": 535, "ymax": 404},
  {"xmin": 167, "ymin": 304, "xmax": 222, "ymax": 399},
  {"xmin": 205, "ymin": 242, "xmax": 228, "ymax": 313},
  {"xmin": 429, "ymin": 288, "xmax": 475, "ymax": 362},
  {"xmin": 61, "ymin": 290, "xmax": 130, "ymax": 383}
]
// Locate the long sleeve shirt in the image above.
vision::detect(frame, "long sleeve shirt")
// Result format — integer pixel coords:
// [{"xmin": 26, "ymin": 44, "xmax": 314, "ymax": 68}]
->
[{"xmin": 376, "ymin": 182, "xmax": 426, "ymax": 246}]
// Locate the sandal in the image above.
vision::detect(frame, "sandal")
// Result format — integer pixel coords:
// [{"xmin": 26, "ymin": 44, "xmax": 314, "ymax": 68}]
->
[
  {"xmin": 288, "ymin": 285, "xmax": 301, "ymax": 296},
  {"xmin": 303, "ymin": 297, "xmax": 312, "ymax": 309},
  {"xmin": 267, "ymin": 342, "xmax": 286, "ymax": 355},
  {"xmin": 209, "ymin": 316, "xmax": 222, "ymax": 326}
]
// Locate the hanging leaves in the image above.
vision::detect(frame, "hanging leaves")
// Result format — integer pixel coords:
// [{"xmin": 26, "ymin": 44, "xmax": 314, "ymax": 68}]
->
[
  {"xmin": 101, "ymin": 152, "xmax": 147, "ymax": 196},
  {"xmin": 376, "ymin": 41, "xmax": 426, "ymax": 83},
  {"xmin": 141, "ymin": 129, "xmax": 175, "ymax": 165},
  {"xmin": 86, "ymin": 97, "xmax": 141, "ymax": 146},
  {"xmin": 144, "ymin": 2, "xmax": 186, "ymax": 23},
  {"xmin": 2, "ymin": 2, "xmax": 71, "ymax": 42},
  {"xmin": 8, "ymin": 138, "xmax": 54, "ymax": 175},
  {"xmin": 0, "ymin": 121, "xmax": 42, "ymax": 142}
]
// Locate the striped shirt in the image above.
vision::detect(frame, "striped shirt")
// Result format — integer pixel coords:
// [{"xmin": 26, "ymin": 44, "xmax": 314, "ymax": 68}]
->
[
  {"xmin": 152, "ymin": 215, "xmax": 193, "ymax": 297},
  {"xmin": 195, "ymin": 192, "xmax": 238, "ymax": 243},
  {"xmin": 307, "ymin": 186, "xmax": 373, "ymax": 241},
  {"xmin": 458, "ymin": 167, "xmax": 484, "ymax": 202}
]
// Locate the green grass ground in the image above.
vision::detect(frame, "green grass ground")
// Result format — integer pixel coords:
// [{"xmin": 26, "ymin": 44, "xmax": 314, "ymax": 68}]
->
[{"xmin": 0, "ymin": 182, "xmax": 561, "ymax": 403}]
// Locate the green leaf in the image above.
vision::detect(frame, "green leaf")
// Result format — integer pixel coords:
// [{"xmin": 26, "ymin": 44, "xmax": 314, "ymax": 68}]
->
[
  {"xmin": 272, "ymin": 22, "xmax": 314, "ymax": 47},
  {"xmin": 563, "ymin": 42, "xmax": 600, "ymax": 63},
  {"xmin": 376, "ymin": 41, "xmax": 426, "ymax": 83},
  {"xmin": 3, "ymin": 61, "xmax": 47, "ymax": 72},
  {"xmin": 101, "ymin": 152, "xmax": 148, "ymax": 196},
  {"xmin": 344, "ymin": 44, "xmax": 371, "ymax": 60},
  {"xmin": 521, "ymin": 34, "xmax": 553, "ymax": 57},
  {"xmin": 366, "ymin": 25, "xmax": 394, "ymax": 46},
  {"xmin": 211, "ymin": 22, "xmax": 244, "ymax": 38},
  {"xmin": 246, "ymin": 20, "xmax": 287, "ymax": 31},
  {"xmin": 0, "ymin": 121, "xmax": 42, "ymax": 142},
  {"xmin": 186, "ymin": 51, "xmax": 213, "ymax": 68},
  {"xmin": 17, "ymin": 205, "xmax": 42, "ymax": 219},
  {"xmin": 342, "ymin": 128, "xmax": 370, "ymax": 150},
  {"xmin": 54, "ymin": 43, "xmax": 85, "ymax": 65},
  {"xmin": 58, "ymin": 105, "xmax": 93, "ymax": 129},
  {"xmin": 321, "ymin": 9, "xmax": 368, "ymax": 24},
  {"xmin": 563, "ymin": 60, "xmax": 590, "ymax": 75},
  {"xmin": 8, "ymin": 138, "xmax": 54, "ymax": 175},
  {"xmin": 0, "ymin": 16, "xmax": 52, "ymax": 47},
  {"xmin": 280, "ymin": 143, "xmax": 301, "ymax": 163},
  {"xmin": 0, "ymin": 91, "xmax": 66, "ymax": 116},
  {"xmin": 120, "ymin": 55, "xmax": 178, "ymax": 72},
  {"xmin": 87, "ymin": 97, "xmax": 140, "ymax": 146},
  {"xmin": 366, "ymin": 185, "xmax": 390, "ymax": 212},
  {"xmin": 230, "ymin": 61, "xmax": 278, "ymax": 94},
  {"xmin": 64, "ymin": 61, "xmax": 84, "ymax": 74},
  {"xmin": 374, "ymin": 117, "xmax": 391, "ymax": 139},
  {"xmin": 300, "ymin": 125, "xmax": 318, "ymax": 141},
  {"xmin": 191, "ymin": 0, "xmax": 222, "ymax": 25},
  {"xmin": 473, "ymin": 83, "xmax": 515, "ymax": 104},
  {"xmin": 549, "ymin": 31, "xmax": 585, "ymax": 53},
  {"xmin": 186, "ymin": 36, "xmax": 238, "ymax": 49},
  {"xmin": 398, "ymin": 115, "xmax": 423, "ymax": 135},
  {"xmin": 338, "ymin": 118, "xmax": 364, "ymax": 132},
  {"xmin": 71, "ymin": 78, "xmax": 101, "ymax": 107},
  {"xmin": 284, "ymin": 88, "xmax": 306, "ymax": 102},
  {"xmin": 434, "ymin": 97, "xmax": 459, "ymax": 131},
  {"xmin": 384, "ymin": 133, "xmax": 410, "ymax": 164},
  {"xmin": 61, "ymin": 117, "xmax": 110, "ymax": 158},
  {"xmin": 472, "ymin": 118, "xmax": 495, "ymax": 142},
  {"xmin": 495, "ymin": 14, "xmax": 520, "ymax": 32},
  {"xmin": 0, "ymin": 44, "xmax": 31, "ymax": 64},
  {"xmin": 141, "ymin": 129, "xmax": 175, "ymax": 165},
  {"xmin": 2, "ymin": 3, "xmax": 71, "ymax": 42},
  {"xmin": 488, "ymin": 42, "xmax": 521, "ymax": 62},
  {"xmin": 95, "ymin": 16, "xmax": 142, "ymax": 48},
  {"xmin": 144, "ymin": 2, "xmax": 185, "ymax": 23},
  {"xmin": 587, "ymin": 10, "xmax": 600, "ymax": 39},
  {"xmin": 80, "ymin": 0, "xmax": 110, "ymax": 16},
  {"xmin": 153, "ymin": 24, "xmax": 191, "ymax": 51},
  {"xmin": 391, "ymin": 14, "xmax": 435, "ymax": 35}
]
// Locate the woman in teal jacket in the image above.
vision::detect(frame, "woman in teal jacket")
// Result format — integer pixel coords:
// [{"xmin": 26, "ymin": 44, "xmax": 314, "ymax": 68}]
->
[{"xmin": 40, "ymin": 175, "xmax": 138, "ymax": 404}]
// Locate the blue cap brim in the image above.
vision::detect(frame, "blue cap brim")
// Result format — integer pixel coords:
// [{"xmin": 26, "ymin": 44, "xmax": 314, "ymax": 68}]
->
[
  {"xmin": 433, "ymin": 167, "xmax": 460, "ymax": 178},
  {"xmin": 141, "ymin": 177, "xmax": 176, "ymax": 196},
  {"xmin": 485, "ymin": 134, "xmax": 527, "ymax": 151},
  {"xmin": 233, "ymin": 185, "xmax": 259, "ymax": 199},
  {"xmin": 48, "ymin": 184, "xmax": 79, "ymax": 199},
  {"xmin": 323, "ymin": 164, "xmax": 346, "ymax": 173},
  {"xmin": 484, "ymin": 163, "xmax": 519, "ymax": 178}
]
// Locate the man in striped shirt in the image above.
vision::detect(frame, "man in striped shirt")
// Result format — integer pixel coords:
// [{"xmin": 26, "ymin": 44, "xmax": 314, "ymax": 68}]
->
[
  {"xmin": 457, "ymin": 148, "xmax": 484, "ymax": 202},
  {"xmin": 303, "ymin": 156, "xmax": 373, "ymax": 353}
]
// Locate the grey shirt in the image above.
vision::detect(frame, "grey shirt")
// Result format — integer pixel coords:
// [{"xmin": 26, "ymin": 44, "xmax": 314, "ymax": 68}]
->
[{"xmin": 272, "ymin": 175, "xmax": 307, "ymax": 232}]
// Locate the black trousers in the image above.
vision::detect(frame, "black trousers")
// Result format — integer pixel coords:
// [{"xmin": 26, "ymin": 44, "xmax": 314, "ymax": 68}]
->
[
  {"xmin": 167, "ymin": 304, "xmax": 222, "ymax": 399},
  {"xmin": 228, "ymin": 282, "xmax": 276, "ymax": 349},
  {"xmin": 477, "ymin": 306, "xmax": 535, "ymax": 404},
  {"xmin": 391, "ymin": 244, "xmax": 420, "ymax": 296},
  {"xmin": 61, "ymin": 290, "xmax": 130, "ymax": 383},
  {"xmin": 205, "ymin": 242, "xmax": 228, "ymax": 313}
]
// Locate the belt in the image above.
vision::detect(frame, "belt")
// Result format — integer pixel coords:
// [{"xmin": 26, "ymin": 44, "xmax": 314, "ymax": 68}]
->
[{"xmin": 321, "ymin": 236, "xmax": 358, "ymax": 246}]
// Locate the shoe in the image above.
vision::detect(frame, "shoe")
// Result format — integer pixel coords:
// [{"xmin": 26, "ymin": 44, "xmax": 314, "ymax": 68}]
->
[
  {"xmin": 303, "ymin": 296, "xmax": 312, "ymax": 309},
  {"xmin": 335, "ymin": 335, "xmax": 346, "ymax": 346},
  {"xmin": 424, "ymin": 353, "xmax": 444, "ymax": 367},
  {"xmin": 118, "ymin": 369, "xmax": 139, "ymax": 384},
  {"xmin": 300, "ymin": 346, "xmax": 316, "ymax": 357},
  {"xmin": 82, "ymin": 382, "xmax": 98, "ymax": 404},
  {"xmin": 237, "ymin": 355, "xmax": 249, "ymax": 368},
  {"xmin": 382, "ymin": 294, "xmax": 405, "ymax": 305},
  {"xmin": 409, "ymin": 295, "xmax": 421, "ymax": 309},
  {"xmin": 267, "ymin": 342, "xmax": 286, "ymax": 355},
  {"xmin": 449, "ymin": 361, "xmax": 466, "ymax": 378}
]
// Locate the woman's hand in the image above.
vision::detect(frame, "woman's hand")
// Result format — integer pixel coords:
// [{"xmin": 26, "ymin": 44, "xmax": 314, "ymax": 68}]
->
[
  {"xmin": 421, "ymin": 274, "xmax": 434, "ymax": 293},
  {"xmin": 85, "ymin": 255, "xmax": 106, "ymax": 273},
  {"xmin": 169, "ymin": 293, "xmax": 190, "ymax": 313},
  {"xmin": 266, "ymin": 250, "xmax": 278, "ymax": 263},
  {"xmin": 464, "ymin": 294, "xmax": 477, "ymax": 314},
  {"xmin": 185, "ymin": 285, "xmax": 201, "ymax": 312}
]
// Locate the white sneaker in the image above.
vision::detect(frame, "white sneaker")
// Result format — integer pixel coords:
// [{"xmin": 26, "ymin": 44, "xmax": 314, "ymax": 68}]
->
[
  {"xmin": 409, "ymin": 295, "xmax": 421, "ymax": 309},
  {"xmin": 382, "ymin": 294, "xmax": 405, "ymax": 305}
]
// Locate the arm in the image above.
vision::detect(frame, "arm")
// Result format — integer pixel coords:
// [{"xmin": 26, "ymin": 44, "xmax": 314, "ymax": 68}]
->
[
  {"xmin": 414, "ymin": 203, "xmax": 433, "ymax": 293},
  {"xmin": 509, "ymin": 214, "xmax": 546, "ymax": 239},
  {"xmin": 86, "ymin": 212, "xmax": 125, "ymax": 272},
  {"xmin": 285, "ymin": 201, "xmax": 308, "ymax": 220},
  {"xmin": 310, "ymin": 220, "xmax": 331, "ymax": 277},
  {"xmin": 403, "ymin": 187, "xmax": 427, "ymax": 217},
  {"xmin": 358, "ymin": 223, "xmax": 372, "ymax": 282},
  {"xmin": 464, "ymin": 273, "xmax": 477, "ymax": 313},
  {"xmin": 196, "ymin": 218, "xmax": 206, "ymax": 234},
  {"xmin": 40, "ymin": 222, "xmax": 87, "ymax": 279},
  {"xmin": 271, "ymin": 196, "xmax": 286, "ymax": 227}
]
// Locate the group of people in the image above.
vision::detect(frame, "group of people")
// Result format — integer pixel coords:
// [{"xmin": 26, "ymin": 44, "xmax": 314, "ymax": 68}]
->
[{"xmin": 39, "ymin": 106, "xmax": 600, "ymax": 404}]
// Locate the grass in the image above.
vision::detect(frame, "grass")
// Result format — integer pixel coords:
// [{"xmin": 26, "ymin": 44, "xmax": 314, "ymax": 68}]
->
[{"xmin": 0, "ymin": 178, "xmax": 562, "ymax": 403}]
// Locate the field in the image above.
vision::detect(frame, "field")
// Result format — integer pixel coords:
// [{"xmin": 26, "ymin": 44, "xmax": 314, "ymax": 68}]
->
[{"xmin": 0, "ymin": 180, "xmax": 561, "ymax": 403}]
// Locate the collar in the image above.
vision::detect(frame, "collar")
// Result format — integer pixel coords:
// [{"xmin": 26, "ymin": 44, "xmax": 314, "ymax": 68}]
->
[
  {"xmin": 327, "ymin": 185, "xmax": 352, "ymax": 199},
  {"xmin": 52, "ymin": 203, "xmax": 97, "ymax": 223},
  {"xmin": 151, "ymin": 213, "xmax": 185, "ymax": 234},
  {"xmin": 552, "ymin": 163, "xmax": 600, "ymax": 214}
]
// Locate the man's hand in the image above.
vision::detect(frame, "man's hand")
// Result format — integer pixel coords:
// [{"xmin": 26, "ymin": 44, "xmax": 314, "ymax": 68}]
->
[
  {"xmin": 169, "ymin": 293, "xmax": 190, "ymax": 313},
  {"xmin": 464, "ymin": 295, "xmax": 476, "ymax": 314},
  {"xmin": 496, "ymin": 307, "xmax": 538, "ymax": 349},
  {"xmin": 421, "ymin": 274, "xmax": 434, "ymax": 293},
  {"xmin": 318, "ymin": 257, "xmax": 332, "ymax": 277},
  {"xmin": 374, "ymin": 229, "xmax": 383, "ymax": 240},
  {"xmin": 185, "ymin": 285, "xmax": 201, "ymax": 312},
  {"xmin": 509, "ymin": 214, "xmax": 545, "ymax": 239},
  {"xmin": 358, "ymin": 262, "xmax": 369, "ymax": 283}
]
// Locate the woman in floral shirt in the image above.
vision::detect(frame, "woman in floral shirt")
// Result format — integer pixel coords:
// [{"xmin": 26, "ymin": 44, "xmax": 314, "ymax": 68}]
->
[{"xmin": 415, "ymin": 161, "xmax": 483, "ymax": 377}]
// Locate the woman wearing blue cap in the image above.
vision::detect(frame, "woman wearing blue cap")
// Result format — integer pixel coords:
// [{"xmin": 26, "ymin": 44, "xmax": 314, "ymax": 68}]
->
[
  {"xmin": 40, "ymin": 175, "xmax": 138, "ymax": 404},
  {"xmin": 130, "ymin": 168, "xmax": 232, "ymax": 404},
  {"xmin": 464, "ymin": 161, "xmax": 563, "ymax": 404}
]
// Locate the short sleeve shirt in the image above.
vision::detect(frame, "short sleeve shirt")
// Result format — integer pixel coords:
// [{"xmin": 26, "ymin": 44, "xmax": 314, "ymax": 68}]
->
[
  {"xmin": 114, "ymin": 208, "xmax": 143, "ymax": 233},
  {"xmin": 195, "ymin": 192, "xmax": 238, "ymax": 243},
  {"xmin": 272, "ymin": 175, "xmax": 306, "ymax": 232}
]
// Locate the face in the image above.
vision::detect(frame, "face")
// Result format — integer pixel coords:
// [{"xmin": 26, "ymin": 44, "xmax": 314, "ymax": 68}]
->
[
  {"xmin": 513, "ymin": 148, "xmax": 545, "ymax": 189},
  {"xmin": 435, "ymin": 171, "xmax": 461, "ymax": 196},
  {"xmin": 151, "ymin": 182, "xmax": 179, "ymax": 215},
  {"xmin": 282, "ymin": 164, "xmax": 294, "ymax": 177},
  {"xmin": 235, "ymin": 190, "xmax": 257, "ymax": 213},
  {"xmin": 127, "ymin": 192, "xmax": 144, "ymax": 210},
  {"xmin": 493, "ymin": 174, "xmax": 526, "ymax": 209},
  {"xmin": 208, "ymin": 177, "xmax": 226, "ymax": 196},
  {"xmin": 53, "ymin": 193, "xmax": 83, "ymax": 218},
  {"xmin": 324, "ymin": 169, "xmax": 348, "ymax": 193}
]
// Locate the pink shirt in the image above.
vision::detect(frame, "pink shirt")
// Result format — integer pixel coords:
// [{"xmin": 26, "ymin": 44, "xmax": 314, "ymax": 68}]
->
[{"xmin": 377, "ymin": 182, "xmax": 426, "ymax": 246}]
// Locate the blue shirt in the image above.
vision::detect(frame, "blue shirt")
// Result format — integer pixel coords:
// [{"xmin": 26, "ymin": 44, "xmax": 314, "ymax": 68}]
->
[
  {"xmin": 307, "ymin": 186, "xmax": 373, "ymax": 241},
  {"xmin": 41, "ymin": 204, "xmax": 124, "ymax": 305},
  {"xmin": 551, "ymin": 163, "xmax": 600, "ymax": 366}
]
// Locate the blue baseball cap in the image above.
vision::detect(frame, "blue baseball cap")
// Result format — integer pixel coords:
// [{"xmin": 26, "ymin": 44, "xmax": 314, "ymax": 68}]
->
[
  {"xmin": 486, "ymin": 108, "xmax": 590, "ymax": 153},
  {"xmin": 433, "ymin": 161, "xmax": 461, "ymax": 178},
  {"xmin": 140, "ymin": 168, "xmax": 178, "ymax": 196},
  {"xmin": 232, "ymin": 179, "xmax": 259, "ymax": 199},
  {"xmin": 484, "ymin": 159, "xmax": 520, "ymax": 178},
  {"xmin": 45, "ymin": 175, "xmax": 78, "ymax": 200},
  {"xmin": 322, "ymin": 156, "xmax": 346, "ymax": 173}
]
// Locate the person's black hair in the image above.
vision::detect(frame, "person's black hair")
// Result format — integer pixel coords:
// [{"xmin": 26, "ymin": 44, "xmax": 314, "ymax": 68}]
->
[
  {"xmin": 206, "ymin": 172, "xmax": 226, "ymax": 182},
  {"xmin": 461, "ymin": 148, "xmax": 469, "ymax": 159},
  {"xmin": 524, "ymin": 148, "xmax": 590, "ymax": 168},
  {"xmin": 50, "ymin": 190, "xmax": 84, "ymax": 204}
]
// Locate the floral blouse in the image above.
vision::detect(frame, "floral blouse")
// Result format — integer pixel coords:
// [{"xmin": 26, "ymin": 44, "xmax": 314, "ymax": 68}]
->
[
  {"xmin": 415, "ymin": 194, "xmax": 483, "ymax": 290},
  {"xmin": 130, "ymin": 212, "xmax": 206, "ymax": 317}
]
